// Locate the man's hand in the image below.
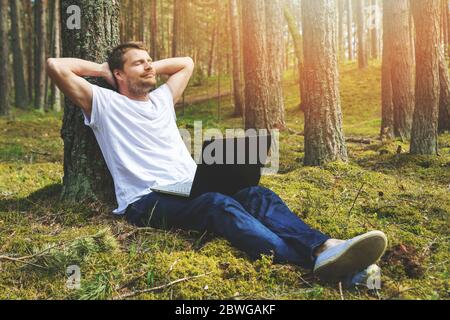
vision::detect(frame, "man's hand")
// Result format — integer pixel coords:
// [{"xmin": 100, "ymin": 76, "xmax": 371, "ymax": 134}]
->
[{"xmin": 153, "ymin": 57, "xmax": 194, "ymax": 105}]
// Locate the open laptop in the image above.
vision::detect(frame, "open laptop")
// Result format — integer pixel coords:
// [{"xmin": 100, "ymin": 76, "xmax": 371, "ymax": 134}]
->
[{"xmin": 150, "ymin": 134, "xmax": 272, "ymax": 198}]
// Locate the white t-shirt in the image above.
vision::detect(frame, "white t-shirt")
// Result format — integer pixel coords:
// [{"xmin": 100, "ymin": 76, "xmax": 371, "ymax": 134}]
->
[{"xmin": 81, "ymin": 84, "xmax": 197, "ymax": 215}]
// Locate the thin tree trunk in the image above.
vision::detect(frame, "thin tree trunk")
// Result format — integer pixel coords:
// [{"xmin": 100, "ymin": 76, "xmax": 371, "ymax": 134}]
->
[
  {"xmin": 0, "ymin": 0, "xmax": 10, "ymax": 117},
  {"xmin": 49, "ymin": 0, "xmax": 62, "ymax": 112},
  {"xmin": 355, "ymin": 0, "xmax": 368, "ymax": 68},
  {"xmin": 381, "ymin": 0, "xmax": 394, "ymax": 140},
  {"xmin": 229, "ymin": 0, "xmax": 245, "ymax": 117},
  {"xmin": 9, "ymin": 0, "xmax": 29, "ymax": 109},
  {"xmin": 347, "ymin": 0, "xmax": 354, "ymax": 60},
  {"xmin": 24, "ymin": 0, "xmax": 34, "ymax": 104},
  {"xmin": 150, "ymin": 0, "xmax": 158, "ymax": 61},
  {"xmin": 35, "ymin": 0, "xmax": 47, "ymax": 112},
  {"xmin": 370, "ymin": 0, "xmax": 379, "ymax": 59}
]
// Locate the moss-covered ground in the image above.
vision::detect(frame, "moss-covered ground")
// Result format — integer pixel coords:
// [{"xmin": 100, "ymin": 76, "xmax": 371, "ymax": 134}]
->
[{"xmin": 0, "ymin": 61, "xmax": 448, "ymax": 300}]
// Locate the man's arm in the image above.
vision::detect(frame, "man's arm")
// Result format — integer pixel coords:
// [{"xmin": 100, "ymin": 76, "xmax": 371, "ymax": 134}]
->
[
  {"xmin": 153, "ymin": 57, "xmax": 194, "ymax": 105},
  {"xmin": 45, "ymin": 58, "xmax": 115, "ymax": 117}
]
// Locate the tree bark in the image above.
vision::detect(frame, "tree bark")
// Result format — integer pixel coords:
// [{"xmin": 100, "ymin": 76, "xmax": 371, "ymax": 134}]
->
[
  {"xmin": 410, "ymin": 0, "xmax": 440, "ymax": 155},
  {"xmin": 60, "ymin": 0, "xmax": 120, "ymax": 203},
  {"xmin": 301, "ymin": 0, "xmax": 348, "ymax": 166},
  {"xmin": 150, "ymin": 0, "xmax": 158, "ymax": 61},
  {"xmin": 241, "ymin": 0, "xmax": 286, "ymax": 130},
  {"xmin": 0, "ymin": 0, "xmax": 10, "ymax": 117},
  {"xmin": 338, "ymin": 0, "xmax": 345, "ymax": 61},
  {"xmin": 381, "ymin": 0, "xmax": 394, "ymax": 139},
  {"xmin": 229, "ymin": 0, "xmax": 245, "ymax": 117},
  {"xmin": 347, "ymin": 0, "xmax": 354, "ymax": 60},
  {"xmin": 264, "ymin": 0, "xmax": 286, "ymax": 129},
  {"xmin": 384, "ymin": 0, "xmax": 415, "ymax": 141},
  {"xmin": 370, "ymin": 0, "xmax": 379, "ymax": 59},
  {"xmin": 9, "ymin": 0, "xmax": 29, "ymax": 109},
  {"xmin": 35, "ymin": 0, "xmax": 47, "ymax": 112},
  {"xmin": 49, "ymin": 0, "xmax": 62, "ymax": 112},
  {"xmin": 355, "ymin": 0, "xmax": 368, "ymax": 68}
]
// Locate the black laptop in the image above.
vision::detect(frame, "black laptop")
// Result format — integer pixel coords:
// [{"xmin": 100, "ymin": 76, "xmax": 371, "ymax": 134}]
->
[{"xmin": 150, "ymin": 134, "xmax": 272, "ymax": 198}]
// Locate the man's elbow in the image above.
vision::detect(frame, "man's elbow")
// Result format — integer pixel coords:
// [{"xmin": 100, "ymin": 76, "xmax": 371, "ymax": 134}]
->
[
  {"xmin": 185, "ymin": 57, "xmax": 195, "ymax": 72},
  {"xmin": 46, "ymin": 58, "xmax": 58, "ymax": 75}
]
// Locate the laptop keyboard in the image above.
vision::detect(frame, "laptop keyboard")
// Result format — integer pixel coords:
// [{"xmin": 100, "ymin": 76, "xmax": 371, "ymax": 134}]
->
[{"xmin": 161, "ymin": 181, "xmax": 193, "ymax": 194}]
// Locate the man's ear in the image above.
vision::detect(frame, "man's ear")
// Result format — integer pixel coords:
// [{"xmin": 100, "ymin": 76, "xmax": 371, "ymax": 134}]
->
[{"xmin": 114, "ymin": 70, "xmax": 124, "ymax": 82}]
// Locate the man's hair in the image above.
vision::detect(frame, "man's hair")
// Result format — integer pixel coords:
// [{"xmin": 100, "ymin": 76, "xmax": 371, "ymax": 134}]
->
[{"xmin": 108, "ymin": 42, "xmax": 150, "ymax": 73}]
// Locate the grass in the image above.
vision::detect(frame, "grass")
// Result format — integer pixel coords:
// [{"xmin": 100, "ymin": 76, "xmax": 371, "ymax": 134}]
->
[{"xmin": 0, "ymin": 60, "xmax": 449, "ymax": 300}]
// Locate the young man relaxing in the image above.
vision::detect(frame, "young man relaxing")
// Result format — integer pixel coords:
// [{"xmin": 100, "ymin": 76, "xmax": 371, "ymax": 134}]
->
[{"xmin": 46, "ymin": 42, "xmax": 388, "ymax": 281}]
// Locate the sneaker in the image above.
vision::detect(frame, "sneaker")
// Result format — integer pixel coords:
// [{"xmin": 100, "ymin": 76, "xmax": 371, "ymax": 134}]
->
[{"xmin": 313, "ymin": 230, "xmax": 388, "ymax": 281}]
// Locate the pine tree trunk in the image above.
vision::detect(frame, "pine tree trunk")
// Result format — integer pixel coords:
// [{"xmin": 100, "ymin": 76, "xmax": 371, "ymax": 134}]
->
[
  {"xmin": 381, "ymin": 0, "xmax": 394, "ymax": 139},
  {"xmin": 438, "ymin": 24, "xmax": 450, "ymax": 132},
  {"xmin": 35, "ymin": 0, "xmax": 47, "ymax": 112},
  {"xmin": 370, "ymin": 0, "xmax": 379, "ymax": 59},
  {"xmin": 410, "ymin": 0, "xmax": 440, "ymax": 155},
  {"xmin": 24, "ymin": 0, "xmax": 34, "ymax": 104},
  {"xmin": 229, "ymin": 0, "xmax": 245, "ymax": 117},
  {"xmin": 384, "ymin": 0, "xmax": 415, "ymax": 141},
  {"xmin": 284, "ymin": 5, "xmax": 304, "ymax": 108},
  {"xmin": 60, "ymin": 0, "xmax": 120, "ymax": 203},
  {"xmin": 338, "ymin": 0, "xmax": 345, "ymax": 60},
  {"xmin": 9, "ymin": 0, "xmax": 29, "ymax": 109},
  {"xmin": 355, "ymin": 0, "xmax": 368, "ymax": 68},
  {"xmin": 0, "ymin": 0, "xmax": 10, "ymax": 117},
  {"xmin": 347, "ymin": 0, "xmax": 354, "ymax": 60},
  {"xmin": 301, "ymin": 0, "xmax": 348, "ymax": 166},
  {"xmin": 264, "ymin": 0, "xmax": 285, "ymax": 130},
  {"xmin": 150, "ymin": 0, "xmax": 158, "ymax": 61},
  {"xmin": 50, "ymin": 0, "xmax": 62, "ymax": 112},
  {"xmin": 241, "ymin": 0, "xmax": 285, "ymax": 130}
]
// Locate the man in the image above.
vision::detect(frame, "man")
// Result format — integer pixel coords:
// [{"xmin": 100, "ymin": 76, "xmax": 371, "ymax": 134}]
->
[{"xmin": 46, "ymin": 42, "xmax": 388, "ymax": 281}]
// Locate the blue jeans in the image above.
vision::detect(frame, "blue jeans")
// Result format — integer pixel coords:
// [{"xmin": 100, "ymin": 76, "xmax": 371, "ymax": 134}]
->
[{"xmin": 125, "ymin": 186, "xmax": 330, "ymax": 269}]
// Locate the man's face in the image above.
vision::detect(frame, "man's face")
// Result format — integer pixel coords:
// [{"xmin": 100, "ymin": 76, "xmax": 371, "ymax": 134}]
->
[{"xmin": 117, "ymin": 49, "xmax": 156, "ymax": 96}]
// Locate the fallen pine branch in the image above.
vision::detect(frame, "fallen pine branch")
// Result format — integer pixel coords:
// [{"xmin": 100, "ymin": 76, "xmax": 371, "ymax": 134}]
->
[{"xmin": 113, "ymin": 272, "xmax": 212, "ymax": 300}]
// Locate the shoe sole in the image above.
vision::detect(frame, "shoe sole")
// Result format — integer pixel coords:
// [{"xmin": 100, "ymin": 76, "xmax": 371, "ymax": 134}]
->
[{"xmin": 314, "ymin": 231, "xmax": 388, "ymax": 282}]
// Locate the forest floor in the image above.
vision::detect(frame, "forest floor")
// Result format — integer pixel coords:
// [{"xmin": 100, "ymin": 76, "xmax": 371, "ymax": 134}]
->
[{"xmin": 0, "ymin": 61, "xmax": 449, "ymax": 300}]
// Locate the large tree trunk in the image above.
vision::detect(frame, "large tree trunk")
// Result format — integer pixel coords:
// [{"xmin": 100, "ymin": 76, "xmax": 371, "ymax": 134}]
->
[
  {"xmin": 438, "ymin": 0, "xmax": 450, "ymax": 132},
  {"xmin": 241, "ymin": 0, "xmax": 285, "ymax": 130},
  {"xmin": 410, "ymin": 0, "xmax": 440, "ymax": 155},
  {"xmin": 264, "ymin": 0, "xmax": 286, "ymax": 129},
  {"xmin": 9, "ymin": 0, "xmax": 29, "ymax": 109},
  {"xmin": 49, "ymin": 0, "xmax": 62, "ymax": 112},
  {"xmin": 384, "ymin": 0, "xmax": 415, "ymax": 141},
  {"xmin": 229, "ymin": 0, "xmax": 245, "ymax": 117},
  {"xmin": 60, "ymin": 0, "xmax": 120, "ymax": 203},
  {"xmin": 35, "ymin": 0, "xmax": 47, "ymax": 112},
  {"xmin": 0, "ymin": 0, "xmax": 10, "ymax": 117},
  {"xmin": 301, "ymin": 0, "xmax": 348, "ymax": 166},
  {"xmin": 355, "ymin": 0, "xmax": 368, "ymax": 68}
]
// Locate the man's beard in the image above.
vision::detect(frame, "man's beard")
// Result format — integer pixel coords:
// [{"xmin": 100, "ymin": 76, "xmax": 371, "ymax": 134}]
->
[{"xmin": 127, "ymin": 78, "xmax": 155, "ymax": 96}]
